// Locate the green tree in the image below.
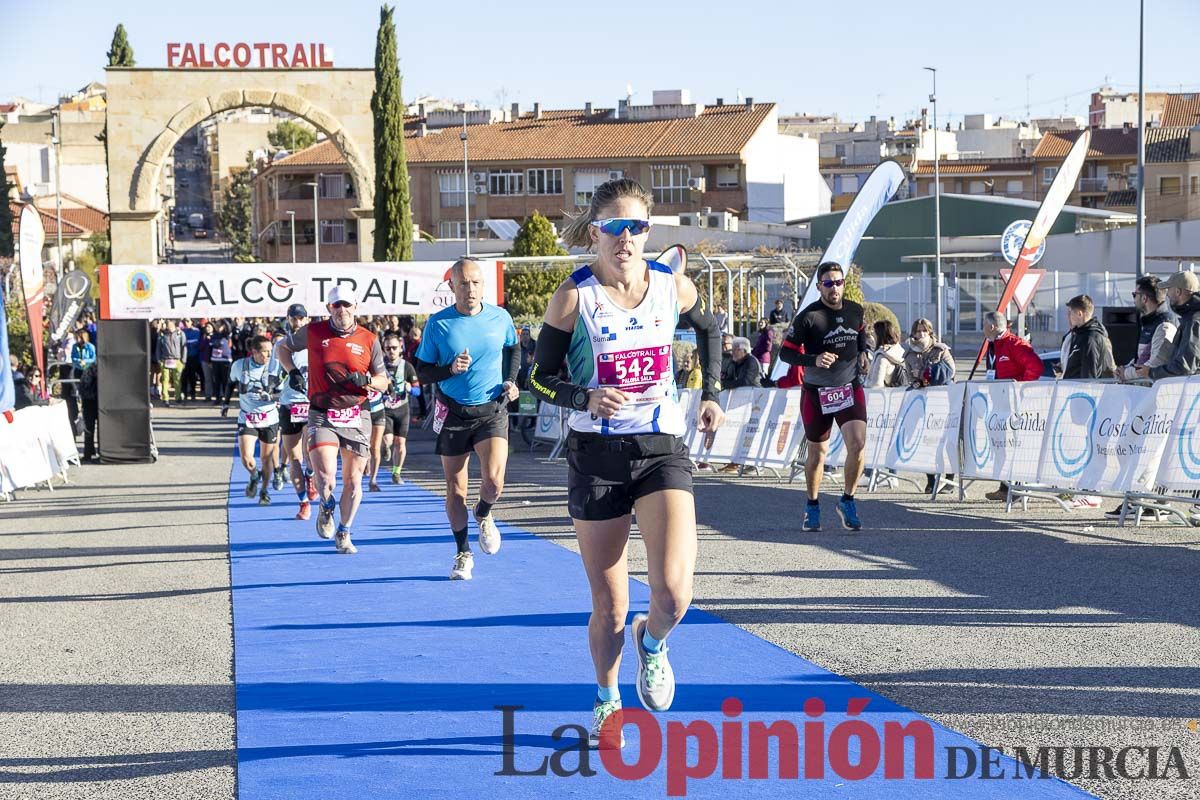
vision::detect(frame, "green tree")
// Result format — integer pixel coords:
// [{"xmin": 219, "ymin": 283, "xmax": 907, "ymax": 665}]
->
[
  {"xmin": 503, "ymin": 266, "xmax": 572, "ymax": 320},
  {"xmin": 0, "ymin": 122, "xmax": 13, "ymax": 259},
  {"xmin": 371, "ymin": 4, "xmax": 413, "ymax": 261},
  {"xmin": 268, "ymin": 120, "xmax": 316, "ymax": 153},
  {"xmin": 218, "ymin": 154, "xmax": 258, "ymax": 263},
  {"xmin": 86, "ymin": 231, "xmax": 110, "ymax": 263},
  {"xmin": 106, "ymin": 24, "xmax": 135, "ymax": 67},
  {"xmin": 506, "ymin": 211, "xmax": 568, "ymax": 258},
  {"xmin": 842, "ymin": 263, "xmax": 865, "ymax": 305}
]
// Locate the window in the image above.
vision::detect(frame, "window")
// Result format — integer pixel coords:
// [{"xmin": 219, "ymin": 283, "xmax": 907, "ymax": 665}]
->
[
  {"xmin": 969, "ymin": 180, "xmax": 986, "ymax": 194},
  {"xmin": 527, "ymin": 168, "xmax": 563, "ymax": 196},
  {"xmin": 439, "ymin": 172, "xmax": 468, "ymax": 207},
  {"xmin": 319, "ymin": 174, "xmax": 345, "ymax": 200},
  {"xmin": 574, "ymin": 170, "xmax": 618, "ymax": 206},
  {"xmin": 1006, "ymin": 180, "xmax": 1025, "ymax": 196},
  {"xmin": 439, "ymin": 220, "xmax": 467, "ymax": 239},
  {"xmin": 1191, "ymin": 176, "xmax": 1199, "ymax": 195},
  {"xmin": 320, "ymin": 220, "xmax": 345, "ymax": 245},
  {"xmin": 1160, "ymin": 176, "xmax": 1182, "ymax": 196},
  {"xmin": 715, "ymin": 165, "xmax": 739, "ymax": 188},
  {"xmin": 834, "ymin": 144, "xmax": 847, "ymax": 158},
  {"xmin": 651, "ymin": 164, "xmax": 691, "ymax": 204},
  {"xmin": 1042, "ymin": 166, "xmax": 1058, "ymax": 185},
  {"xmin": 489, "ymin": 170, "xmax": 523, "ymax": 196},
  {"xmin": 841, "ymin": 175, "xmax": 859, "ymax": 194}
]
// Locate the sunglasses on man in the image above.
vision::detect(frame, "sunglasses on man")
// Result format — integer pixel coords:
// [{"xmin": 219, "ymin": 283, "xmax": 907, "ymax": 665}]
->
[
  {"xmin": 590, "ymin": 218, "xmax": 651, "ymax": 237},
  {"xmin": 820, "ymin": 278, "xmax": 845, "ymax": 288},
  {"xmin": 330, "ymin": 301, "xmax": 353, "ymax": 309}
]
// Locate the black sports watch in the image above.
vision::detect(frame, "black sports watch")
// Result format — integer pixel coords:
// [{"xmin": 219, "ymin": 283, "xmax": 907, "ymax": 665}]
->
[{"xmin": 570, "ymin": 386, "xmax": 590, "ymax": 411}]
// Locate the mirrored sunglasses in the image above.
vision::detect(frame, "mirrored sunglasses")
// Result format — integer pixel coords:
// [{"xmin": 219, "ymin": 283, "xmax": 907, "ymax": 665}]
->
[
  {"xmin": 591, "ymin": 218, "xmax": 651, "ymax": 237},
  {"xmin": 820, "ymin": 278, "xmax": 845, "ymax": 288},
  {"xmin": 331, "ymin": 301, "xmax": 353, "ymax": 308}
]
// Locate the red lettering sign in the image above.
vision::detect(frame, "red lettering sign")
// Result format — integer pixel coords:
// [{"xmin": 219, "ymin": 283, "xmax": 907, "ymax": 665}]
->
[{"xmin": 166, "ymin": 43, "xmax": 333, "ymax": 68}]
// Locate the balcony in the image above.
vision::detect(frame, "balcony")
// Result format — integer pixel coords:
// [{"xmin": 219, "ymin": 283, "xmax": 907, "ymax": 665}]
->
[{"xmin": 1078, "ymin": 177, "xmax": 1108, "ymax": 194}]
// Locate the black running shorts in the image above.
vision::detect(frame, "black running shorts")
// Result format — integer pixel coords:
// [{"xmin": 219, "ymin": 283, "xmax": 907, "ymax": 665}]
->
[
  {"xmin": 435, "ymin": 400, "xmax": 508, "ymax": 457},
  {"xmin": 567, "ymin": 432, "xmax": 693, "ymax": 521},
  {"xmin": 386, "ymin": 404, "xmax": 411, "ymax": 438},
  {"xmin": 237, "ymin": 423, "xmax": 279, "ymax": 444},
  {"xmin": 279, "ymin": 404, "xmax": 307, "ymax": 437}
]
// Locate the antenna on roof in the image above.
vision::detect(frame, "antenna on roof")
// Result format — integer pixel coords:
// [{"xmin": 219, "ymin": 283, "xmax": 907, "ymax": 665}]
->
[{"xmin": 625, "ymin": 83, "xmax": 634, "ymax": 104}]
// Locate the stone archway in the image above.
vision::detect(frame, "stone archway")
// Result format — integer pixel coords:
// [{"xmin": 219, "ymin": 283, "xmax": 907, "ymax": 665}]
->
[{"xmin": 105, "ymin": 67, "xmax": 377, "ymax": 265}]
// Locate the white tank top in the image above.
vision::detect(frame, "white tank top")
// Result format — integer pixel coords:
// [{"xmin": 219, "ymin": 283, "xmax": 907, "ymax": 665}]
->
[{"xmin": 567, "ymin": 260, "xmax": 685, "ymax": 436}]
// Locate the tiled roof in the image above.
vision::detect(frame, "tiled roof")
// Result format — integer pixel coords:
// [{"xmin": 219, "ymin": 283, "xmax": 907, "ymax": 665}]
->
[
  {"xmin": 1144, "ymin": 127, "xmax": 1193, "ymax": 163},
  {"xmin": 403, "ymin": 103, "xmax": 776, "ymax": 164},
  {"xmin": 9, "ymin": 202, "xmax": 88, "ymax": 238},
  {"xmin": 912, "ymin": 158, "xmax": 1032, "ymax": 176},
  {"xmin": 1104, "ymin": 189, "xmax": 1136, "ymax": 208},
  {"xmin": 1033, "ymin": 128, "xmax": 1140, "ymax": 159},
  {"xmin": 33, "ymin": 197, "xmax": 108, "ymax": 234},
  {"xmin": 269, "ymin": 139, "xmax": 347, "ymax": 168},
  {"xmin": 1161, "ymin": 94, "xmax": 1200, "ymax": 127}
]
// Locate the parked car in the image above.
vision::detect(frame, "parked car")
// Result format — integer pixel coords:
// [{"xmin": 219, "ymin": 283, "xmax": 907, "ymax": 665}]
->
[{"xmin": 192, "ymin": 228, "xmax": 209, "ymax": 239}]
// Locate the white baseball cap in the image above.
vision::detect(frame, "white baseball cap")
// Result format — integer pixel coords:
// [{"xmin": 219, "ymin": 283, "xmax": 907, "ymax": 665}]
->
[{"xmin": 327, "ymin": 285, "xmax": 359, "ymax": 307}]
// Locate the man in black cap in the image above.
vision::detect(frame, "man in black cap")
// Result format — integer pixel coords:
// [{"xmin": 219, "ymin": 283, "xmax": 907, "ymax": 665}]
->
[{"xmin": 275, "ymin": 303, "xmax": 318, "ymax": 519}]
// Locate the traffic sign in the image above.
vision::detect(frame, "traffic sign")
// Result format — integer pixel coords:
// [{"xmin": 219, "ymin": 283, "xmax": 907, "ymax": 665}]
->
[{"xmin": 998, "ymin": 268, "xmax": 1046, "ymax": 313}]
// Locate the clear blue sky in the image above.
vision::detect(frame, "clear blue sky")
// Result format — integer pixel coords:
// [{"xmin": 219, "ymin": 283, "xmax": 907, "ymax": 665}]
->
[{"xmin": 2, "ymin": 0, "xmax": 1198, "ymax": 126}]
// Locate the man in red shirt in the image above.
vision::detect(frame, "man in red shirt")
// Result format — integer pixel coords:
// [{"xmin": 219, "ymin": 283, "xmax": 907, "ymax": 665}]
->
[
  {"xmin": 985, "ymin": 311, "xmax": 1043, "ymax": 382},
  {"xmin": 276, "ymin": 286, "xmax": 389, "ymax": 554},
  {"xmin": 981, "ymin": 312, "xmax": 1043, "ymax": 501}
]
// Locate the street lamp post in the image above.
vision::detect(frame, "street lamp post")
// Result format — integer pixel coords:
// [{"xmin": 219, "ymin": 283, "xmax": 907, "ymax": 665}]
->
[
  {"xmin": 924, "ymin": 66, "xmax": 944, "ymax": 342},
  {"xmin": 50, "ymin": 110, "xmax": 64, "ymax": 277},
  {"xmin": 461, "ymin": 113, "xmax": 471, "ymax": 257},
  {"xmin": 286, "ymin": 210, "xmax": 297, "ymax": 263},
  {"xmin": 305, "ymin": 177, "xmax": 320, "ymax": 263},
  {"xmin": 1135, "ymin": 0, "xmax": 1146, "ymax": 278}
]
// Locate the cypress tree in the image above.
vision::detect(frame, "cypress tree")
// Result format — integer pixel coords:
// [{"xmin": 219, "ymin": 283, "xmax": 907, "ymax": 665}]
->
[
  {"xmin": 107, "ymin": 24, "xmax": 135, "ymax": 67},
  {"xmin": 371, "ymin": 4, "xmax": 413, "ymax": 261}
]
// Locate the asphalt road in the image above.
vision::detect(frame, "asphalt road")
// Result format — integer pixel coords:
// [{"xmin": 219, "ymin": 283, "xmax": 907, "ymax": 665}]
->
[{"xmin": 2, "ymin": 406, "xmax": 1197, "ymax": 799}]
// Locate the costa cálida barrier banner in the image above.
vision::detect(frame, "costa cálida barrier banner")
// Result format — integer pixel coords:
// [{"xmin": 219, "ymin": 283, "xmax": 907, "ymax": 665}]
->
[{"xmin": 657, "ymin": 378, "xmax": 1200, "ymax": 504}]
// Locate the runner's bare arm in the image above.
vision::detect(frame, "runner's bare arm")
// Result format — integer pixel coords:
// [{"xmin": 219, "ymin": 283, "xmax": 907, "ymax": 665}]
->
[
  {"xmin": 675, "ymin": 271, "xmax": 725, "ymax": 432},
  {"xmin": 367, "ymin": 338, "xmax": 389, "ymax": 393},
  {"xmin": 276, "ymin": 324, "xmax": 306, "ymax": 373}
]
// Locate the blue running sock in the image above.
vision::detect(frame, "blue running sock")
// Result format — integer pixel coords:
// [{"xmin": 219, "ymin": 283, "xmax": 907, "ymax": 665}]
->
[
  {"xmin": 841, "ymin": 493, "xmax": 854, "ymax": 503},
  {"xmin": 597, "ymin": 685, "xmax": 620, "ymax": 703},
  {"xmin": 296, "ymin": 487, "xmax": 307, "ymax": 502},
  {"xmin": 807, "ymin": 498, "xmax": 820, "ymax": 507},
  {"xmin": 642, "ymin": 629, "xmax": 665, "ymax": 654},
  {"xmin": 336, "ymin": 523, "xmax": 350, "ymax": 535},
  {"xmin": 321, "ymin": 496, "xmax": 337, "ymax": 512}
]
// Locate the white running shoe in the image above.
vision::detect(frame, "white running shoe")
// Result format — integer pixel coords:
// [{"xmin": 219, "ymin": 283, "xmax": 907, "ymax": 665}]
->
[
  {"xmin": 272, "ymin": 471, "xmax": 285, "ymax": 491},
  {"xmin": 588, "ymin": 699, "xmax": 626, "ymax": 749},
  {"xmin": 316, "ymin": 503, "xmax": 336, "ymax": 539},
  {"xmin": 631, "ymin": 613, "xmax": 675, "ymax": 712},
  {"xmin": 476, "ymin": 513, "xmax": 501, "ymax": 555},
  {"xmin": 450, "ymin": 551, "xmax": 474, "ymax": 580},
  {"xmin": 335, "ymin": 531, "xmax": 357, "ymax": 554}
]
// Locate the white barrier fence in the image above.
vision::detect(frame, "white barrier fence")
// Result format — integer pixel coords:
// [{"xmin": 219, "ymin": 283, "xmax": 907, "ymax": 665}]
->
[
  {"xmin": 537, "ymin": 378, "xmax": 1200, "ymax": 512},
  {"xmin": 0, "ymin": 402, "xmax": 80, "ymax": 498}
]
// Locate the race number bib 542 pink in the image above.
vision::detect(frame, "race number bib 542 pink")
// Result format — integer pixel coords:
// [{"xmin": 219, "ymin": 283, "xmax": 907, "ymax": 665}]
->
[
  {"xmin": 327, "ymin": 405, "xmax": 362, "ymax": 428},
  {"xmin": 596, "ymin": 345, "xmax": 671, "ymax": 402}
]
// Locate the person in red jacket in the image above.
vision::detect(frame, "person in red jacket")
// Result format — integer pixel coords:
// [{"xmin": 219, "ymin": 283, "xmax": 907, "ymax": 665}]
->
[
  {"xmin": 982, "ymin": 312, "xmax": 1043, "ymax": 501},
  {"xmin": 984, "ymin": 311, "xmax": 1043, "ymax": 381}
]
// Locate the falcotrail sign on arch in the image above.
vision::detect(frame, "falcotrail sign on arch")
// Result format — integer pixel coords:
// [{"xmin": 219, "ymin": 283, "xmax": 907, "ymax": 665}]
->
[{"xmin": 99, "ymin": 261, "xmax": 504, "ymax": 319}]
